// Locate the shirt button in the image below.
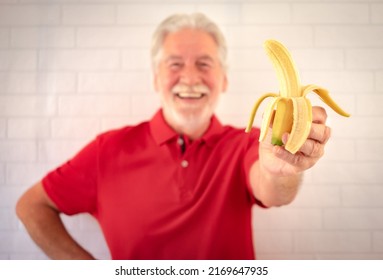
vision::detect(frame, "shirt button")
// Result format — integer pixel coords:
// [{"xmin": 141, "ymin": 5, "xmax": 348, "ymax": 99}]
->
[
  {"xmin": 177, "ymin": 137, "xmax": 184, "ymax": 146},
  {"xmin": 181, "ymin": 160, "xmax": 189, "ymax": 168}
]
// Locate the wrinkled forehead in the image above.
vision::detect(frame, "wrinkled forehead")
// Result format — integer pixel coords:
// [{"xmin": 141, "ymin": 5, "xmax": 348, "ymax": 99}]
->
[{"xmin": 160, "ymin": 29, "xmax": 220, "ymax": 59}]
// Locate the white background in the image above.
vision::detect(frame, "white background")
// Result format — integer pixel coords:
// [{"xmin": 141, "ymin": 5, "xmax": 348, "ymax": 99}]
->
[{"xmin": 0, "ymin": 0, "xmax": 382, "ymax": 260}]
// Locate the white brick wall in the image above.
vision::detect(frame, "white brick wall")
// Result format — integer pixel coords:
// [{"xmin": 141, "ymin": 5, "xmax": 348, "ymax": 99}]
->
[{"xmin": 1, "ymin": 0, "xmax": 382, "ymax": 260}]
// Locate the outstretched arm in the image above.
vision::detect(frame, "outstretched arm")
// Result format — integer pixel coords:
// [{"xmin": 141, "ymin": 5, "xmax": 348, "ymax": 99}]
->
[
  {"xmin": 250, "ymin": 106, "xmax": 331, "ymax": 207},
  {"xmin": 16, "ymin": 182, "xmax": 95, "ymax": 259}
]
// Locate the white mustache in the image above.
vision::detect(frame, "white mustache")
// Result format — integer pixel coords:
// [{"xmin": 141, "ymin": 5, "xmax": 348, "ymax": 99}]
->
[{"xmin": 171, "ymin": 84, "xmax": 210, "ymax": 95}]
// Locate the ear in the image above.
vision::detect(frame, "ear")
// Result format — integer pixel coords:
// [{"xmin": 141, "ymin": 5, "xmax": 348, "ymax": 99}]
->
[
  {"xmin": 222, "ymin": 74, "xmax": 228, "ymax": 93},
  {"xmin": 153, "ymin": 71, "xmax": 159, "ymax": 93}
]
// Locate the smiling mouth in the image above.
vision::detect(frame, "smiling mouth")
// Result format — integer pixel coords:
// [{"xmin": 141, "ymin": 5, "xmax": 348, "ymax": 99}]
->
[{"xmin": 175, "ymin": 92, "xmax": 206, "ymax": 99}]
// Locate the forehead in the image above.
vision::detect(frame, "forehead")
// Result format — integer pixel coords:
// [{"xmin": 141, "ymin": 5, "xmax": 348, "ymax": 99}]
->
[{"xmin": 161, "ymin": 28, "xmax": 219, "ymax": 58}]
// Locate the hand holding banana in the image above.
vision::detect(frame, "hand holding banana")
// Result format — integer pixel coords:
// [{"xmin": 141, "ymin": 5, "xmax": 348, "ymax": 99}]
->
[{"xmin": 246, "ymin": 39, "xmax": 350, "ymax": 155}]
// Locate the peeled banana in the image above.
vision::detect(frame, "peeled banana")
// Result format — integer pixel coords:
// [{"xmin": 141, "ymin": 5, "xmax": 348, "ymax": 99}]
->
[{"xmin": 246, "ymin": 39, "xmax": 350, "ymax": 154}]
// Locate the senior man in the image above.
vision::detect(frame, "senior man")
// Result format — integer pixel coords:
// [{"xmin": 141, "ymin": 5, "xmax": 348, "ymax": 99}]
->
[{"xmin": 16, "ymin": 13, "xmax": 330, "ymax": 260}]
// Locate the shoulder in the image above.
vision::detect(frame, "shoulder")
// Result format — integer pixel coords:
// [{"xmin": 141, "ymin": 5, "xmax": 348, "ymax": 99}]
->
[{"xmin": 96, "ymin": 121, "xmax": 150, "ymax": 146}]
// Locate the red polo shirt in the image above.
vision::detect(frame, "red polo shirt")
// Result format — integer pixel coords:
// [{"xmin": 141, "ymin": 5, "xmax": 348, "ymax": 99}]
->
[{"xmin": 42, "ymin": 110, "xmax": 262, "ymax": 259}]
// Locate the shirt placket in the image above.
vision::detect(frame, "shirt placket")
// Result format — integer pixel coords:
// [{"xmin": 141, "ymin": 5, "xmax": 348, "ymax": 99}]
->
[{"xmin": 177, "ymin": 135, "xmax": 194, "ymax": 200}]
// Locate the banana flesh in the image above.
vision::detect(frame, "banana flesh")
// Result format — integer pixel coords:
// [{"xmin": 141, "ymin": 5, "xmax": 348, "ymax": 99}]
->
[{"xmin": 246, "ymin": 39, "xmax": 350, "ymax": 154}]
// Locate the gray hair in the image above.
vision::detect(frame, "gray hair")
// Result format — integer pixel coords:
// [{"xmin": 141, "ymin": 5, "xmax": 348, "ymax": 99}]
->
[{"xmin": 151, "ymin": 13, "xmax": 227, "ymax": 72}]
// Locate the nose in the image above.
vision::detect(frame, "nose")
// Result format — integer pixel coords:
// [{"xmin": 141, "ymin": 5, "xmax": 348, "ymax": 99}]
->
[{"xmin": 180, "ymin": 64, "xmax": 201, "ymax": 85}]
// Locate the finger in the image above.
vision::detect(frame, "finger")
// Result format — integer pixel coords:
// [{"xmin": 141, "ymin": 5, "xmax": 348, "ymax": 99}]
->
[
  {"xmin": 298, "ymin": 138, "xmax": 325, "ymax": 158},
  {"xmin": 273, "ymin": 145, "xmax": 306, "ymax": 168},
  {"xmin": 312, "ymin": 106, "xmax": 327, "ymax": 124},
  {"xmin": 308, "ymin": 123, "xmax": 331, "ymax": 144}
]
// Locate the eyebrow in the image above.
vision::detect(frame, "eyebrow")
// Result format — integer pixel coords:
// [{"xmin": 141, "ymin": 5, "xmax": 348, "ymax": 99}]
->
[
  {"xmin": 164, "ymin": 55, "xmax": 215, "ymax": 63},
  {"xmin": 197, "ymin": 55, "xmax": 214, "ymax": 62}
]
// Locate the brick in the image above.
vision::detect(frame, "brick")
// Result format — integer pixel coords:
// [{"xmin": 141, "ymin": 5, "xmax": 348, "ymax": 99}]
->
[
  {"xmin": 316, "ymin": 253, "xmax": 383, "ymax": 260},
  {"xmin": 342, "ymin": 185, "xmax": 383, "ymax": 207},
  {"xmin": 291, "ymin": 185, "xmax": 341, "ymax": 208},
  {"xmin": 37, "ymin": 72, "xmax": 76, "ymax": 94},
  {"xmin": 63, "ymin": 229, "xmax": 109, "ymax": 257},
  {"xmin": 0, "ymin": 231, "xmax": 42, "ymax": 253},
  {"xmin": 375, "ymin": 72, "xmax": 383, "ymax": 91},
  {"xmin": 117, "ymin": 4, "xmax": 195, "ymax": 25},
  {"xmin": 373, "ymin": 232, "xmax": 383, "ymax": 252},
  {"xmin": 252, "ymin": 208, "xmax": 322, "ymax": 230},
  {"xmin": 0, "ymin": 96, "xmax": 56, "ymax": 117},
  {"xmin": 0, "ymin": 73, "xmax": 37, "ymax": 94},
  {"xmin": 229, "ymin": 47, "xmax": 344, "ymax": 72},
  {"xmin": 62, "ymin": 5, "xmax": 114, "ymax": 25},
  {"xmin": 227, "ymin": 25, "xmax": 313, "ymax": 48},
  {"xmin": 78, "ymin": 72, "xmax": 152, "ymax": 94},
  {"xmin": 58, "ymin": 95, "xmax": 131, "ymax": 117},
  {"xmin": 0, "ymin": 28, "xmax": 8, "ymax": 47},
  {"xmin": 51, "ymin": 118, "xmax": 100, "ymax": 139},
  {"xmin": 324, "ymin": 209, "xmax": 383, "ymax": 230},
  {"xmin": 6, "ymin": 163, "xmax": 55, "ymax": 185},
  {"xmin": 0, "ymin": 118, "xmax": 5, "ymax": 138},
  {"xmin": 77, "ymin": 27, "xmax": 152, "ymax": 48},
  {"xmin": 356, "ymin": 94, "xmax": 383, "ymax": 116},
  {"xmin": 293, "ymin": 4, "xmax": 368, "ymax": 24},
  {"xmin": 122, "ymin": 50, "xmax": 151, "ymax": 70},
  {"xmin": 79, "ymin": 214, "xmax": 103, "ymax": 231},
  {"xmin": 0, "ymin": 50, "xmax": 36, "ymax": 71},
  {"xmin": 0, "ymin": 5, "xmax": 60, "ymax": 26},
  {"xmin": 346, "ymin": 49, "xmax": 383, "ymax": 70},
  {"xmin": 371, "ymin": 4, "xmax": 383, "ymax": 24},
  {"xmin": 131, "ymin": 95, "xmax": 161, "ymax": 117},
  {"xmin": 38, "ymin": 140, "xmax": 88, "ymax": 164},
  {"xmin": 330, "ymin": 116, "xmax": 383, "ymax": 139},
  {"xmin": 0, "ymin": 187, "xmax": 24, "ymax": 208},
  {"xmin": 11, "ymin": 27, "xmax": 75, "ymax": 48},
  {"xmin": 228, "ymin": 48, "xmax": 266, "ymax": 71},
  {"xmin": 39, "ymin": 50, "xmax": 120, "ymax": 71},
  {"xmin": 0, "ymin": 163, "xmax": 4, "ymax": 184},
  {"xmin": 196, "ymin": 4, "xmax": 240, "ymax": 25},
  {"xmin": 315, "ymin": 26, "xmax": 383, "ymax": 47},
  {"xmin": 101, "ymin": 117, "xmax": 142, "ymax": 132},
  {"xmin": 227, "ymin": 70, "xmax": 278, "ymax": 94},
  {"xmin": 253, "ymin": 231, "xmax": 293, "ymax": 253},
  {"xmin": 294, "ymin": 231, "xmax": 371, "ymax": 253},
  {"xmin": 7, "ymin": 118, "xmax": 50, "ymax": 139},
  {"xmin": 294, "ymin": 49, "xmax": 344, "ymax": 71},
  {"xmin": 241, "ymin": 4, "xmax": 290, "ymax": 24},
  {"xmin": 0, "ymin": 141, "xmax": 36, "ymax": 162},
  {"xmin": 10, "ymin": 252, "xmax": 48, "ymax": 260},
  {"xmin": 356, "ymin": 140, "xmax": 383, "ymax": 161},
  {"xmin": 0, "ymin": 72, "xmax": 74, "ymax": 95},
  {"xmin": 256, "ymin": 253, "xmax": 315, "ymax": 260},
  {"xmin": 302, "ymin": 71, "xmax": 374, "ymax": 93},
  {"xmin": 0, "ymin": 209, "xmax": 18, "ymax": 230},
  {"xmin": 216, "ymin": 93, "xmax": 264, "ymax": 120},
  {"xmin": 324, "ymin": 139, "xmax": 355, "ymax": 161},
  {"xmin": 312, "ymin": 162, "xmax": 383, "ymax": 185}
]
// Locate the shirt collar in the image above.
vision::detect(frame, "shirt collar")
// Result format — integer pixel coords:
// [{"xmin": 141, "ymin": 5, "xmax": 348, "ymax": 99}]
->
[{"xmin": 149, "ymin": 109, "xmax": 224, "ymax": 146}]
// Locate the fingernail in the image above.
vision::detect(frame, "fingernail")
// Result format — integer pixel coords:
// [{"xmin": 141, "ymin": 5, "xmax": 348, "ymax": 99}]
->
[{"xmin": 282, "ymin": 133, "xmax": 289, "ymax": 144}]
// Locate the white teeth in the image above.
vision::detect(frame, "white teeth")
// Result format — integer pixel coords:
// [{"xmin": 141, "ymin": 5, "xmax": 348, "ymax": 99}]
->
[{"xmin": 177, "ymin": 92, "xmax": 204, "ymax": 99}]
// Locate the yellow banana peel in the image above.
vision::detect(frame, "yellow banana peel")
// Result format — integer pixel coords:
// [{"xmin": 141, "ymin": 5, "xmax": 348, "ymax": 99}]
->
[{"xmin": 246, "ymin": 39, "xmax": 350, "ymax": 154}]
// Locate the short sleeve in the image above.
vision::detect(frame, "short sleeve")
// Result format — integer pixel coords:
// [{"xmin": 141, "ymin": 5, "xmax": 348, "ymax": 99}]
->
[{"xmin": 42, "ymin": 138, "xmax": 98, "ymax": 216}]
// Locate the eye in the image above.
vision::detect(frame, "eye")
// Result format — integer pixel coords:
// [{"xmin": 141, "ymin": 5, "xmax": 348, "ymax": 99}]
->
[
  {"xmin": 197, "ymin": 61, "xmax": 211, "ymax": 70},
  {"xmin": 169, "ymin": 62, "xmax": 183, "ymax": 71}
]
